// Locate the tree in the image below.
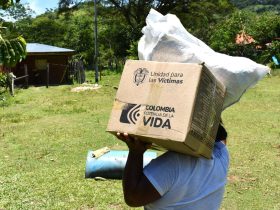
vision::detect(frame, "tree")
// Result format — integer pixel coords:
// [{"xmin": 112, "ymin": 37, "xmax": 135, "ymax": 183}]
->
[
  {"xmin": 173, "ymin": 0, "xmax": 235, "ymax": 42},
  {"xmin": 0, "ymin": 0, "xmax": 20, "ymax": 9},
  {"xmin": 54, "ymin": 0, "xmax": 236, "ymax": 67},
  {"xmin": 103, "ymin": 0, "xmax": 178, "ymax": 29},
  {"xmin": 209, "ymin": 10, "xmax": 280, "ymax": 63},
  {"xmin": 57, "ymin": 0, "xmax": 234, "ymax": 42},
  {"xmin": 101, "ymin": 0, "xmax": 235, "ymax": 43},
  {"xmin": 63, "ymin": 11, "xmax": 94, "ymax": 66},
  {"xmin": 0, "ymin": 32, "xmax": 26, "ymax": 67},
  {"xmin": 0, "ymin": 0, "xmax": 27, "ymax": 67},
  {"xmin": 56, "ymin": 1, "xmax": 132, "ymax": 67},
  {"xmin": 27, "ymin": 15, "xmax": 65, "ymax": 46},
  {"xmin": 58, "ymin": 0, "xmax": 85, "ymax": 13},
  {"xmin": 0, "ymin": 2, "xmax": 33, "ymax": 22},
  {"xmin": 250, "ymin": 12, "xmax": 280, "ymax": 45},
  {"xmin": 231, "ymin": 0, "xmax": 280, "ymax": 13},
  {"xmin": 209, "ymin": 10, "xmax": 254, "ymax": 55}
]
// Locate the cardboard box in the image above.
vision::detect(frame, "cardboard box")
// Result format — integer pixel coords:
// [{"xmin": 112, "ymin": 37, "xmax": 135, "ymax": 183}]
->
[{"xmin": 107, "ymin": 60, "xmax": 226, "ymax": 158}]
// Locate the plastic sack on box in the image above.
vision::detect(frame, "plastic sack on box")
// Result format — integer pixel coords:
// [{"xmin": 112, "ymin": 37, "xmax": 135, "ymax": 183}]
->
[{"xmin": 138, "ymin": 9, "xmax": 270, "ymax": 109}]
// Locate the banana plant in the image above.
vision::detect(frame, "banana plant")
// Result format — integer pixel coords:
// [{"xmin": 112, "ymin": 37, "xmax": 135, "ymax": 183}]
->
[
  {"xmin": 1, "ymin": 0, "xmax": 26, "ymax": 67},
  {"xmin": 0, "ymin": 31, "xmax": 27, "ymax": 67}
]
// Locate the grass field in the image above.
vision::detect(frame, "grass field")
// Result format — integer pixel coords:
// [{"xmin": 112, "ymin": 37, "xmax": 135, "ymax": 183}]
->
[{"xmin": 0, "ymin": 72, "xmax": 280, "ymax": 210}]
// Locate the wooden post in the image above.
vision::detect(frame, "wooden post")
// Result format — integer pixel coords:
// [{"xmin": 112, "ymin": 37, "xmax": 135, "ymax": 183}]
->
[
  {"xmin": 94, "ymin": 0, "xmax": 99, "ymax": 83},
  {"xmin": 77, "ymin": 67, "xmax": 81, "ymax": 84},
  {"xmin": 24, "ymin": 64, "xmax": 29, "ymax": 88},
  {"xmin": 7, "ymin": 73, "xmax": 16, "ymax": 96},
  {"xmin": 46, "ymin": 63, "xmax": 49, "ymax": 88}
]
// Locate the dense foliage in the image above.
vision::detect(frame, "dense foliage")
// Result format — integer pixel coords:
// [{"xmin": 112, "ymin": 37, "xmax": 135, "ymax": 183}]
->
[
  {"xmin": 209, "ymin": 10, "xmax": 280, "ymax": 65},
  {"xmin": 0, "ymin": 0, "xmax": 20, "ymax": 9},
  {"xmin": 0, "ymin": 0, "xmax": 27, "ymax": 68},
  {"xmin": 1, "ymin": 0, "xmax": 280, "ymax": 70},
  {"xmin": 231, "ymin": 0, "xmax": 280, "ymax": 13},
  {"xmin": 0, "ymin": 34, "xmax": 26, "ymax": 67},
  {"xmin": 14, "ymin": 0, "xmax": 236, "ymax": 68}
]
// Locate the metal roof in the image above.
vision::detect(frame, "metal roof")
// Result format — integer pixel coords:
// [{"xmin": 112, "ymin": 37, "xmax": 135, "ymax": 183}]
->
[{"xmin": 27, "ymin": 43, "xmax": 75, "ymax": 54}]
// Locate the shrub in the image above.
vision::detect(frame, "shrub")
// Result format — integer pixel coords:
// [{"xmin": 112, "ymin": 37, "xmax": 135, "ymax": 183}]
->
[{"xmin": 0, "ymin": 72, "xmax": 7, "ymax": 88}]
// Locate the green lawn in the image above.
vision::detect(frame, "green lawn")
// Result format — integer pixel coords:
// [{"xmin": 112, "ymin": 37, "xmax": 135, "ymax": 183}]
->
[
  {"xmin": 0, "ymin": 72, "xmax": 279, "ymax": 210},
  {"xmin": 221, "ymin": 74, "xmax": 280, "ymax": 210}
]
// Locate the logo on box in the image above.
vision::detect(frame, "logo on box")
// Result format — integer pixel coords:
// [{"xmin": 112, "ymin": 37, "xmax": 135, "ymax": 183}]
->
[
  {"xmin": 133, "ymin": 68, "xmax": 149, "ymax": 86},
  {"xmin": 120, "ymin": 103, "xmax": 141, "ymax": 124},
  {"xmin": 120, "ymin": 103, "xmax": 172, "ymax": 129}
]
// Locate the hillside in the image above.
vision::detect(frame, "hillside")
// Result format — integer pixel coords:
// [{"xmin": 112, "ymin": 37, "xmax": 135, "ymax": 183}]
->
[{"xmin": 230, "ymin": 0, "xmax": 280, "ymax": 13}]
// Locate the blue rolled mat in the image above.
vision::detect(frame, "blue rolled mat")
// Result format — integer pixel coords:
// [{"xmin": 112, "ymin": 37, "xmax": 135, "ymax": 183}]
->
[{"xmin": 85, "ymin": 150, "xmax": 157, "ymax": 179}]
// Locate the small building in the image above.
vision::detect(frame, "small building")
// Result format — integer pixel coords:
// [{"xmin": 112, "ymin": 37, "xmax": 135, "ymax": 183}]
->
[{"xmin": 12, "ymin": 43, "xmax": 75, "ymax": 85}]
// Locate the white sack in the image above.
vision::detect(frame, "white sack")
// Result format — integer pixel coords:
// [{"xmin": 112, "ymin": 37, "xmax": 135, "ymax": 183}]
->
[{"xmin": 138, "ymin": 9, "xmax": 270, "ymax": 109}]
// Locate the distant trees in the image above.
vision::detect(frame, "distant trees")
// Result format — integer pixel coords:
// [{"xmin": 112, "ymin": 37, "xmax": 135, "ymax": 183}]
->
[
  {"xmin": 17, "ymin": 14, "xmax": 65, "ymax": 46},
  {"xmin": 172, "ymin": 0, "xmax": 235, "ymax": 42},
  {"xmin": 209, "ymin": 10, "xmax": 280, "ymax": 64},
  {"xmin": 97, "ymin": 0, "xmax": 235, "ymax": 59},
  {"xmin": 48, "ymin": 0, "xmax": 234, "ymax": 67},
  {"xmin": 231, "ymin": 0, "xmax": 280, "ymax": 13},
  {"xmin": 3, "ymin": 0, "xmax": 279, "ymax": 70},
  {"xmin": 0, "ymin": 2, "xmax": 33, "ymax": 22},
  {"xmin": 102, "ymin": 1, "xmax": 179, "ymax": 37},
  {"xmin": 62, "ymin": 7, "xmax": 95, "ymax": 66},
  {"xmin": 98, "ymin": 0, "xmax": 235, "ymax": 41}
]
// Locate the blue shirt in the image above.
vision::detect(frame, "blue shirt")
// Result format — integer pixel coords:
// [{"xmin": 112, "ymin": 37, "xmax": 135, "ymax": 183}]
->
[{"xmin": 143, "ymin": 142, "xmax": 229, "ymax": 210}]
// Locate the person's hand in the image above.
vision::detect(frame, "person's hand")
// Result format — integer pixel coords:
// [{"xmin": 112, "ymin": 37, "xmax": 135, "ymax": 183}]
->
[{"xmin": 116, "ymin": 132, "xmax": 151, "ymax": 154}]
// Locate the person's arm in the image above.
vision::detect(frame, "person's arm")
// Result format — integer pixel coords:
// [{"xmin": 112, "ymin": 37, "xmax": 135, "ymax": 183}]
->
[{"xmin": 116, "ymin": 133, "xmax": 161, "ymax": 207}]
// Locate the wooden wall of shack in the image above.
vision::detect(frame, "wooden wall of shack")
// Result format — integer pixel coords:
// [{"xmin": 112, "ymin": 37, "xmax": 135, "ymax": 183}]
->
[{"xmin": 12, "ymin": 53, "xmax": 74, "ymax": 85}]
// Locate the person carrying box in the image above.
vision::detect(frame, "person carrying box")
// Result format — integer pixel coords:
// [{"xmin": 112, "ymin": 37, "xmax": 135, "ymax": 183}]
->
[{"xmin": 116, "ymin": 122, "xmax": 229, "ymax": 210}]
